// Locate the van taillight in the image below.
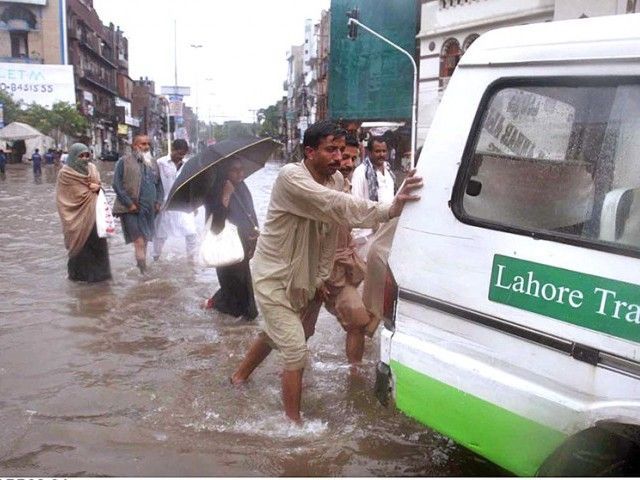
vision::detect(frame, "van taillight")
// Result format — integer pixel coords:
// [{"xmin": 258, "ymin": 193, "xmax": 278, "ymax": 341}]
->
[{"xmin": 382, "ymin": 266, "xmax": 398, "ymax": 330}]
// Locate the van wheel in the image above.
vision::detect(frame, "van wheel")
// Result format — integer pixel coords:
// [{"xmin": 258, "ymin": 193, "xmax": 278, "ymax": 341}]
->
[{"xmin": 537, "ymin": 427, "xmax": 640, "ymax": 476}]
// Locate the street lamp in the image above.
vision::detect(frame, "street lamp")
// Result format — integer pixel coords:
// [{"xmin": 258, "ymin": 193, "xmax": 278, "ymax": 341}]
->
[
  {"xmin": 347, "ymin": 13, "xmax": 418, "ymax": 169},
  {"xmin": 189, "ymin": 44, "xmax": 204, "ymax": 152}
]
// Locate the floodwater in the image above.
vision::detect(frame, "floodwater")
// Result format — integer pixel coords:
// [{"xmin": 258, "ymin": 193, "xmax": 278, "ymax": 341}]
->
[{"xmin": 0, "ymin": 160, "xmax": 506, "ymax": 477}]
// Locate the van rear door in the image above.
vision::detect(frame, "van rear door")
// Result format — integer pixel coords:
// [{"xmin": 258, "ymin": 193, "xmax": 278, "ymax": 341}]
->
[{"xmin": 392, "ymin": 77, "xmax": 640, "ymax": 365}]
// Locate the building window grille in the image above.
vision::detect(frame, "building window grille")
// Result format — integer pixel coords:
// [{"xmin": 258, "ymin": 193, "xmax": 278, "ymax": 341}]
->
[{"xmin": 10, "ymin": 31, "xmax": 28, "ymax": 58}]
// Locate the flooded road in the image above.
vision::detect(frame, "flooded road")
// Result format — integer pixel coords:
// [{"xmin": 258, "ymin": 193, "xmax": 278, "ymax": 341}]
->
[{"xmin": 0, "ymin": 160, "xmax": 506, "ymax": 476}]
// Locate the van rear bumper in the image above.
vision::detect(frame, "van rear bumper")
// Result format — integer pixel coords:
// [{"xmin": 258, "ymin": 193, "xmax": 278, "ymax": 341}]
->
[
  {"xmin": 383, "ymin": 301, "xmax": 640, "ymax": 476},
  {"xmin": 387, "ymin": 326, "xmax": 568, "ymax": 476}
]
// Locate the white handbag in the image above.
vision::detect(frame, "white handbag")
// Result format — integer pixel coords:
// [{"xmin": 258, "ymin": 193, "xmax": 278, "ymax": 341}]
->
[
  {"xmin": 199, "ymin": 216, "xmax": 245, "ymax": 267},
  {"xmin": 96, "ymin": 188, "xmax": 116, "ymax": 238}
]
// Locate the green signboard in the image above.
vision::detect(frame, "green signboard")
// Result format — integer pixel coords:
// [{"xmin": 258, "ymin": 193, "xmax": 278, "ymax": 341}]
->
[
  {"xmin": 489, "ymin": 255, "xmax": 640, "ymax": 343},
  {"xmin": 328, "ymin": 0, "xmax": 418, "ymax": 121}
]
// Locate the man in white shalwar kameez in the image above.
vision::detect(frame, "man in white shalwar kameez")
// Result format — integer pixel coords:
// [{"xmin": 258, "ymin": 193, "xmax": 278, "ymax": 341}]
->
[{"xmin": 152, "ymin": 139, "xmax": 197, "ymax": 262}]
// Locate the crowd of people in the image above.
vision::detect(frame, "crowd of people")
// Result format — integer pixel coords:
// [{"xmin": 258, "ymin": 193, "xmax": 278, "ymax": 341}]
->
[
  {"xmin": 52, "ymin": 121, "xmax": 422, "ymax": 424},
  {"xmin": 0, "ymin": 147, "xmax": 70, "ymax": 182}
]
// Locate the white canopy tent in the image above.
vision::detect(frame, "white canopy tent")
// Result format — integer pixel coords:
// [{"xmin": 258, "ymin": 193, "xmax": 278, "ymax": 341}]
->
[
  {"xmin": 0, "ymin": 122, "xmax": 44, "ymax": 140},
  {"xmin": 0, "ymin": 122, "xmax": 55, "ymax": 161}
]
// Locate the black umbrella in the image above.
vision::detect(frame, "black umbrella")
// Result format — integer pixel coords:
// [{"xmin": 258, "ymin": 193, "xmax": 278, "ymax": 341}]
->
[{"xmin": 164, "ymin": 137, "xmax": 281, "ymax": 212}]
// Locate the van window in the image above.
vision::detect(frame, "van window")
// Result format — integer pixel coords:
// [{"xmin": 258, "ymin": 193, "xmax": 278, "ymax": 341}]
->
[{"xmin": 460, "ymin": 82, "xmax": 640, "ymax": 254}]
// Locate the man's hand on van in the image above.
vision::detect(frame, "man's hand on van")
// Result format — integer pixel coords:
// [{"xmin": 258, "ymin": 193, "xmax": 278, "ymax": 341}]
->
[{"xmin": 389, "ymin": 169, "xmax": 422, "ymax": 218}]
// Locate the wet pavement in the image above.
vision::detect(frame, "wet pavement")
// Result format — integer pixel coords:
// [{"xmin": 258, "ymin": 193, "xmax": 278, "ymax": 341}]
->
[{"xmin": 0, "ymin": 160, "xmax": 507, "ymax": 476}]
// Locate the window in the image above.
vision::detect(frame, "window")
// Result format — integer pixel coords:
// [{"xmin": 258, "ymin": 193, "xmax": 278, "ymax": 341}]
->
[
  {"xmin": 457, "ymin": 80, "xmax": 640, "ymax": 255},
  {"xmin": 1, "ymin": 5, "xmax": 36, "ymax": 29},
  {"xmin": 462, "ymin": 33, "xmax": 479, "ymax": 52},
  {"xmin": 10, "ymin": 31, "xmax": 28, "ymax": 58},
  {"xmin": 439, "ymin": 38, "xmax": 461, "ymax": 87}
]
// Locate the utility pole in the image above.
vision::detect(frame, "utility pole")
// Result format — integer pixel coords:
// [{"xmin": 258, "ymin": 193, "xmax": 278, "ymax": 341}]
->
[
  {"xmin": 174, "ymin": 20, "xmax": 178, "ymax": 89},
  {"xmin": 171, "ymin": 19, "xmax": 178, "ymax": 144},
  {"xmin": 190, "ymin": 44, "xmax": 203, "ymax": 152}
]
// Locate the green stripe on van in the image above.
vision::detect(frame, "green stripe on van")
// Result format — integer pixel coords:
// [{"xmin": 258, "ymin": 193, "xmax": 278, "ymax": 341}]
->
[{"xmin": 390, "ymin": 360, "xmax": 567, "ymax": 476}]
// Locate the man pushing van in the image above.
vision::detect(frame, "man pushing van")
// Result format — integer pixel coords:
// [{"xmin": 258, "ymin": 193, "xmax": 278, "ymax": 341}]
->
[{"xmin": 230, "ymin": 120, "xmax": 422, "ymax": 423}]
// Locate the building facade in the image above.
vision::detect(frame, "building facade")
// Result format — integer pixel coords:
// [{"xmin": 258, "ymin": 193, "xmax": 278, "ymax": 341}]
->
[
  {"xmin": 315, "ymin": 9, "xmax": 330, "ymax": 121},
  {"xmin": 301, "ymin": 18, "xmax": 317, "ymax": 129},
  {"xmin": 417, "ymin": 0, "xmax": 554, "ymax": 144},
  {"xmin": 0, "ymin": 0, "xmax": 65, "ymax": 65},
  {"xmin": 132, "ymin": 76, "xmax": 164, "ymax": 154},
  {"xmin": 112, "ymin": 25, "xmax": 138, "ymax": 152},
  {"xmin": 67, "ymin": 0, "xmax": 119, "ymax": 156},
  {"xmin": 554, "ymin": 0, "xmax": 639, "ymax": 20},
  {"xmin": 417, "ymin": 0, "xmax": 640, "ymax": 144},
  {"xmin": 284, "ymin": 44, "xmax": 303, "ymax": 159}
]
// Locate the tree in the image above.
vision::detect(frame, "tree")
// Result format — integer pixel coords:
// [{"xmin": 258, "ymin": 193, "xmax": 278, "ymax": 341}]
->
[
  {"xmin": 31, "ymin": 102, "xmax": 87, "ymax": 144},
  {"xmin": 0, "ymin": 90, "xmax": 23, "ymax": 125},
  {"xmin": 12, "ymin": 100, "xmax": 88, "ymax": 145},
  {"xmin": 257, "ymin": 102, "xmax": 282, "ymax": 138},
  {"xmin": 212, "ymin": 122, "xmax": 227, "ymax": 142},
  {"xmin": 16, "ymin": 103, "xmax": 54, "ymax": 134},
  {"xmin": 49, "ymin": 101, "xmax": 89, "ymax": 140}
]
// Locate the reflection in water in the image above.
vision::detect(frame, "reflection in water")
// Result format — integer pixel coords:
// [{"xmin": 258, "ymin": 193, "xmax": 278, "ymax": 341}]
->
[{"xmin": 0, "ymin": 162, "xmax": 506, "ymax": 476}]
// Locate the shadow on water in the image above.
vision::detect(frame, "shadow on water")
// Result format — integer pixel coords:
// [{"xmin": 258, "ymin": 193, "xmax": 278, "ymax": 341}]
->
[{"xmin": 0, "ymin": 161, "xmax": 509, "ymax": 476}]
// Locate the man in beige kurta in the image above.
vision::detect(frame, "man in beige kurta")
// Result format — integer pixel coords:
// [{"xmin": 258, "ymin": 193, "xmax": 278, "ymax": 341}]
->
[{"xmin": 231, "ymin": 121, "xmax": 422, "ymax": 423}]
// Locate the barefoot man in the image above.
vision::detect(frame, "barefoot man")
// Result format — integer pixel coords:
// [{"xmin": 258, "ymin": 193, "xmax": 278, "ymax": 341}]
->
[{"xmin": 230, "ymin": 121, "xmax": 422, "ymax": 423}]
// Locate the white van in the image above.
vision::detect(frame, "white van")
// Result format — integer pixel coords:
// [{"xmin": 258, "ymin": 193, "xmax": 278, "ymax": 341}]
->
[{"xmin": 377, "ymin": 13, "xmax": 640, "ymax": 476}]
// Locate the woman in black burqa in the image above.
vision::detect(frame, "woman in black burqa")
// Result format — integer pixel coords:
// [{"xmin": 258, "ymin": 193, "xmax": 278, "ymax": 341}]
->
[{"xmin": 203, "ymin": 157, "xmax": 259, "ymax": 320}]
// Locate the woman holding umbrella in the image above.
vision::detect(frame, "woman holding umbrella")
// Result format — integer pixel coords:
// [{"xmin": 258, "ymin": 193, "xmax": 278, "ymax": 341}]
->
[
  {"xmin": 55, "ymin": 143, "xmax": 112, "ymax": 282},
  {"xmin": 203, "ymin": 157, "xmax": 259, "ymax": 320}
]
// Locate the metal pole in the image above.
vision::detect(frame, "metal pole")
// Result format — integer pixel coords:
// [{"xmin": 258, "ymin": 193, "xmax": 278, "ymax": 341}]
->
[
  {"xmin": 165, "ymin": 100, "xmax": 171, "ymax": 158},
  {"xmin": 348, "ymin": 18, "xmax": 418, "ymax": 169},
  {"xmin": 60, "ymin": 0, "xmax": 68, "ymax": 64},
  {"xmin": 190, "ymin": 45, "xmax": 203, "ymax": 153},
  {"xmin": 174, "ymin": 20, "xmax": 178, "ymax": 88}
]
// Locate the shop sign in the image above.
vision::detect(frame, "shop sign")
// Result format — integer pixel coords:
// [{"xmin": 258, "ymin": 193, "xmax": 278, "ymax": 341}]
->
[{"xmin": 0, "ymin": 63, "xmax": 75, "ymax": 107}]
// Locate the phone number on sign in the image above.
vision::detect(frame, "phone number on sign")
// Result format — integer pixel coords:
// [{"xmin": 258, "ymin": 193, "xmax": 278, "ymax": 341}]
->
[{"xmin": 0, "ymin": 83, "xmax": 54, "ymax": 93}]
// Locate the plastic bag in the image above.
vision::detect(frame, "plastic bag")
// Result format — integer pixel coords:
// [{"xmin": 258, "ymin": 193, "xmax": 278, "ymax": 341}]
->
[
  {"xmin": 199, "ymin": 216, "xmax": 244, "ymax": 267},
  {"xmin": 96, "ymin": 189, "xmax": 116, "ymax": 238}
]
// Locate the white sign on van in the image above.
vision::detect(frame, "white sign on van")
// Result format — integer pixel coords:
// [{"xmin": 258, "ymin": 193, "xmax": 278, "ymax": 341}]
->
[
  {"xmin": 0, "ymin": 63, "xmax": 75, "ymax": 108},
  {"xmin": 477, "ymin": 88, "xmax": 574, "ymax": 161}
]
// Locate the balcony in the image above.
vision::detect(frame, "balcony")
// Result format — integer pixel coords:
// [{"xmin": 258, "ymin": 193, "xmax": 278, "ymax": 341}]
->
[
  {"xmin": 93, "ymin": 109, "xmax": 113, "ymax": 119},
  {"xmin": 80, "ymin": 69, "xmax": 118, "ymax": 95},
  {"xmin": 117, "ymin": 55, "xmax": 128, "ymax": 70},
  {"xmin": 79, "ymin": 37, "xmax": 117, "ymax": 68}
]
